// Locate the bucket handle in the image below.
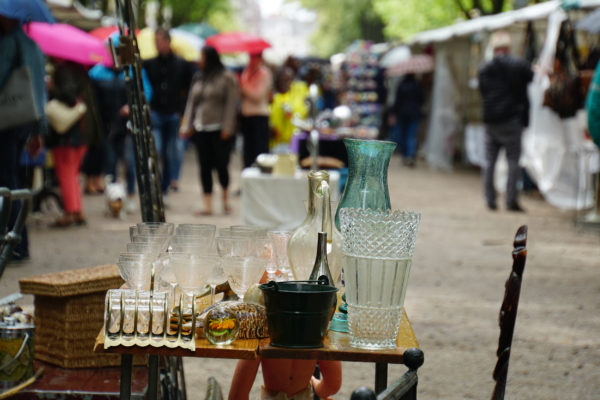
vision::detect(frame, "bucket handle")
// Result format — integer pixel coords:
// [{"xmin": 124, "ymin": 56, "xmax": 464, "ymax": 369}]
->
[
  {"xmin": 0, "ymin": 332, "xmax": 30, "ymax": 372},
  {"xmin": 263, "ymin": 276, "xmax": 330, "ymax": 291}
]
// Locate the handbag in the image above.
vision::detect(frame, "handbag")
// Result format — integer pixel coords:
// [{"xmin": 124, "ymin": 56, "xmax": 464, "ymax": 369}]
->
[
  {"xmin": 543, "ymin": 72, "xmax": 583, "ymax": 119},
  {"xmin": 45, "ymin": 99, "xmax": 87, "ymax": 134},
  {"xmin": 0, "ymin": 66, "xmax": 41, "ymax": 131}
]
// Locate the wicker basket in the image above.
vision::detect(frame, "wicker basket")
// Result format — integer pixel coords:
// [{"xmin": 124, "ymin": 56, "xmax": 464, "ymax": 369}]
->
[
  {"xmin": 19, "ymin": 264, "xmax": 124, "ymax": 297},
  {"xmin": 19, "ymin": 265, "xmax": 130, "ymax": 368}
]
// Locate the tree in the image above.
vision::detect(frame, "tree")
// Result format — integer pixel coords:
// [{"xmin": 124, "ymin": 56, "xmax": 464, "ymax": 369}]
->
[
  {"xmin": 298, "ymin": 0, "xmax": 386, "ymax": 56},
  {"xmin": 299, "ymin": 0, "xmax": 512, "ymax": 54},
  {"xmin": 372, "ymin": 0, "xmax": 463, "ymax": 41},
  {"xmin": 454, "ymin": 0, "xmax": 508, "ymax": 18},
  {"xmin": 155, "ymin": 0, "xmax": 233, "ymax": 28}
]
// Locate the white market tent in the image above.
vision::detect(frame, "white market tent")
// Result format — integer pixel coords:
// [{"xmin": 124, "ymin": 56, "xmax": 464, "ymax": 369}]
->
[
  {"xmin": 410, "ymin": 1, "xmax": 559, "ymax": 45},
  {"xmin": 407, "ymin": 0, "xmax": 600, "ymax": 210}
]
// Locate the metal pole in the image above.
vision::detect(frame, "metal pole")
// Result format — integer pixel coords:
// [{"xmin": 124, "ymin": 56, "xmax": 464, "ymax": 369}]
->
[
  {"xmin": 113, "ymin": 0, "xmax": 165, "ymax": 224},
  {"xmin": 113, "ymin": 1, "xmax": 166, "ymax": 399}
]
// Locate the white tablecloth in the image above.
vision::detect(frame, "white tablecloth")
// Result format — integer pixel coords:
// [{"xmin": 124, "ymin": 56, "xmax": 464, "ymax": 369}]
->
[{"xmin": 241, "ymin": 168, "xmax": 340, "ymax": 230}]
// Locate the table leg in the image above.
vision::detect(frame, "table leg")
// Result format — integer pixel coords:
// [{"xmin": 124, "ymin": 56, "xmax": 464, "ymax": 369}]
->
[
  {"xmin": 120, "ymin": 354, "xmax": 132, "ymax": 400},
  {"xmin": 148, "ymin": 355, "xmax": 160, "ymax": 400},
  {"xmin": 375, "ymin": 362, "xmax": 388, "ymax": 394},
  {"xmin": 177, "ymin": 356, "xmax": 188, "ymax": 400}
]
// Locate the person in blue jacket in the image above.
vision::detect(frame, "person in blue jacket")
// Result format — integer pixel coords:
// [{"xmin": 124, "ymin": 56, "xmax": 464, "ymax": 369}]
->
[{"xmin": 88, "ymin": 53, "xmax": 153, "ymax": 213}]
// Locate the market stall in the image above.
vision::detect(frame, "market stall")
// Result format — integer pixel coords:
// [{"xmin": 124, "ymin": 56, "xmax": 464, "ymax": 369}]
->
[{"xmin": 409, "ymin": 0, "xmax": 600, "ymax": 210}]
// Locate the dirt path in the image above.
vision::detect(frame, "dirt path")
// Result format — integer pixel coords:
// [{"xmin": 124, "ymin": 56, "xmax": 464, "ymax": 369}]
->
[{"xmin": 4, "ymin": 148, "xmax": 599, "ymax": 399}]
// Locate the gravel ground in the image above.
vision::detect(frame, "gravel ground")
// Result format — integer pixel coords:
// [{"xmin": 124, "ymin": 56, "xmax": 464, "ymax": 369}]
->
[{"xmin": 3, "ymin": 147, "xmax": 599, "ymax": 400}]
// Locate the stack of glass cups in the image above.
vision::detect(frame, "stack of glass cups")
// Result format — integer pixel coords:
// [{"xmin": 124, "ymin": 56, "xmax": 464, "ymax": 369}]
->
[
  {"xmin": 339, "ymin": 208, "xmax": 420, "ymax": 350},
  {"xmin": 168, "ymin": 252, "xmax": 218, "ymax": 337},
  {"xmin": 128, "ymin": 223, "xmax": 173, "ymax": 294},
  {"xmin": 215, "ymin": 226, "xmax": 270, "ymax": 300},
  {"xmin": 109, "ymin": 222, "xmax": 175, "ymax": 343},
  {"xmin": 166, "ymin": 224, "xmax": 217, "ymax": 305}
]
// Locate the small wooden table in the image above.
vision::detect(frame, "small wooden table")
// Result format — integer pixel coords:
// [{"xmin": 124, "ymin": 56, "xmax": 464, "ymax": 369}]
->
[{"xmin": 95, "ymin": 311, "xmax": 423, "ymax": 400}]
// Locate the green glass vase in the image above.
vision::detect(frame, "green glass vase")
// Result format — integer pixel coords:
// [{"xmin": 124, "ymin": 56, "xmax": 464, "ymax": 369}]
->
[{"xmin": 334, "ymin": 138, "xmax": 396, "ymax": 230}]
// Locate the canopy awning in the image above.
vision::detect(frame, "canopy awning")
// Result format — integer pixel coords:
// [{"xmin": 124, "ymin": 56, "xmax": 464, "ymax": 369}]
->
[{"xmin": 409, "ymin": 0, "xmax": 600, "ymax": 45}]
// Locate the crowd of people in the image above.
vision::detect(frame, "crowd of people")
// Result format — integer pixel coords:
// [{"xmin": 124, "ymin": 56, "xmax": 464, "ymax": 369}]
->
[
  {"xmin": 0, "ymin": 22, "xmax": 365, "ymax": 261},
  {"xmin": 3, "ymin": 15, "xmax": 559, "ymax": 269}
]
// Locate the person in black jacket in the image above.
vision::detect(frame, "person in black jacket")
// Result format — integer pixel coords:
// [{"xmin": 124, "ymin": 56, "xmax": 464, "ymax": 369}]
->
[
  {"xmin": 478, "ymin": 31, "xmax": 533, "ymax": 212},
  {"xmin": 143, "ymin": 28, "xmax": 194, "ymax": 196},
  {"xmin": 389, "ymin": 73, "xmax": 424, "ymax": 167}
]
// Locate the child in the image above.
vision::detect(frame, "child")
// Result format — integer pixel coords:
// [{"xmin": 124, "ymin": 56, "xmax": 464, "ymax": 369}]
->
[{"xmin": 229, "ymin": 357, "xmax": 342, "ymax": 400}]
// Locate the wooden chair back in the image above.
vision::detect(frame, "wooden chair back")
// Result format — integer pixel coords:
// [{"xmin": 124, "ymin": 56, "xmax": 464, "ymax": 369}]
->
[{"xmin": 491, "ymin": 225, "xmax": 528, "ymax": 400}]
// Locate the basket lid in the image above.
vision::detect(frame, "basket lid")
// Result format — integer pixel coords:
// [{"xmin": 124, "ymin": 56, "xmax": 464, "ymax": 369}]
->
[{"xmin": 19, "ymin": 265, "xmax": 124, "ymax": 297}]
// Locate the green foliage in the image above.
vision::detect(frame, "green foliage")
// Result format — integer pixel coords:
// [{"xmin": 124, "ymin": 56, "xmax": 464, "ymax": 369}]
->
[
  {"xmin": 372, "ymin": 0, "xmax": 463, "ymax": 41},
  {"xmin": 300, "ymin": 0, "xmax": 549, "ymax": 53},
  {"xmin": 163, "ymin": 0, "xmax": 232, "ymax": 28},
  {"xmin": 298, "ymin": 0, "xmax": 386, "ymax": 57}
]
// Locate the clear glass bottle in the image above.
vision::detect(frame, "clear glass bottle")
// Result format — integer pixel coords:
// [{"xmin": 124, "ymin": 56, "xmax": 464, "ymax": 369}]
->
[
  {"xmin": 288, "ymin": 170, "xmax": 342, "ymax": 282},
  {"xmin": 308, "ymin": 232, "xmax": 334, "ymax": 286}
]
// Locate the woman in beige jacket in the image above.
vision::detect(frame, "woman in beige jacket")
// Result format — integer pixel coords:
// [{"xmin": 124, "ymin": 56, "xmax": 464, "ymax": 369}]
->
[{"xmin": 180, "ymin": 46, "xmax": 239, "ymax": 215}]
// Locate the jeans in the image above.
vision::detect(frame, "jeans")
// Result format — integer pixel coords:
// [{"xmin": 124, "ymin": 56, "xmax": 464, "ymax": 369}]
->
[
  {"xmin": 172, "ymin": 136, "xmax": 186, "ymax": 183},
  {"xmin": 105, "ymin": 133, "xmax": 136, "ymax": 196},
  {"xmin": 390, "ymin": 116, "xmax": 421, "ymax": 159},
  {"xmin": 151, "ymin": 110, "xmax": 181, "ymax": 193},
  {"xmin": 483, "ymin": 119, "xmax": 523, "ymax": 207}
]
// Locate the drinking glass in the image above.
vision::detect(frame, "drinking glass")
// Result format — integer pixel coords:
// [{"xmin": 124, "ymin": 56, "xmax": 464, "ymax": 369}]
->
[
  {"xmin": 169, "ymin": 253, "xmax": 218, "ymax": 316},
  {"xmin": 215, "ymin": 236, "xmax": 252, "ymax": 258},
  {"xmin": 221, "ymin": 256, "xmax": 266, "ymax": 302},
  {"xmin": 229, "ymin": 225, "xmax": 268, "ymax": 238},
  {"xmin": 206, "ymin": 263, "xmax": 226, "ymax": 305},
  {"xmin": 126, "ymin": 242, "xmax": 163, "ymax": 261},
  {"xmin": 174, "ymin": 224, "xmax": 216, "ymax": 249},
  {"xmin": 267, "ymin": 230, "xmax": 293, "ymax": 281},
  {"xmin": 117, "ymin": 252, "xmax": 153, "ymax": 291},
  {"xmin": 131, "ymin": 233, "xmax": 171, "ymax": 252},
  {"xmin": 339, "ymin": 208, "xmax": 420, "ymax": 350},
  {"xmin": 169, "ymin": 244, "xmax": 206, "ymax": 256},
  {"xmin": 137, "ymin": 222, "xmax": 175, "ymax": 236},
  {"xmin": 169, "ymin": 253, "xmax": 218, "ymax": 295},
  {"xmin": 154, "ymin": 254, "xmax": 178, "ymax": 307},
  {"xmin": 217, "ymin": 227, "xmax": 233, "ymax": 237},
  {"xmin": 169, "ymin": 234, "xmax": 213, "ymax": 252},
  {"xmin": 176, "ymin": 223, "xmax": 216, "ymax": 237}
]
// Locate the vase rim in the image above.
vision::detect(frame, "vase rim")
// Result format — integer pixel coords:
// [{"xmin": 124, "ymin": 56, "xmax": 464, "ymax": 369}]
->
[{"xmin": 343, "ymin": 138, "xmax": 396, "ymax": 147}]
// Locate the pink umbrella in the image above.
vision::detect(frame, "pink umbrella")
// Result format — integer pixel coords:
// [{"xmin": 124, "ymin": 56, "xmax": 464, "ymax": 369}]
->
[
  {"xmin": 89, "ymin": 25, "xmax": 120, "ymax": 41},
  {"xmin": 205, "ymin": 31, "xmax": 271, "ymax": 54},
  {"xmin": 25, "ymin": 22, "xmax": 113, "ymax": 66},
  {"xmin": 89, "ymin": 25, "xmax": 139, "ymax": 41}
]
